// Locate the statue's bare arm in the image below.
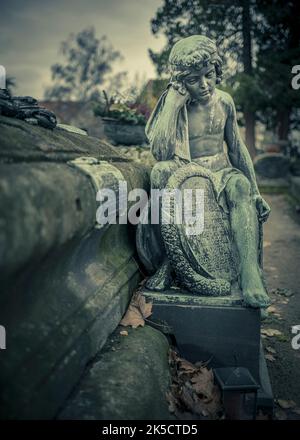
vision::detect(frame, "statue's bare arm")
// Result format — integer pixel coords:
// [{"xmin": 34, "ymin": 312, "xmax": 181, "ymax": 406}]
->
[
  {"xmin": 224, "ymin": 93, "xmax": 270, "ymax": 222},
  {"xmin": 224, "ymin": 94, "xmax": 260, "ymax": 195}
]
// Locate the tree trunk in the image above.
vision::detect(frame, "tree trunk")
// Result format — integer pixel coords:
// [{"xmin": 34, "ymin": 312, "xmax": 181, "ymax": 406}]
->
[
  {"xmin": 277, "ymin": 108, "xmax": 291, "ymax": 145},
  {"xmin": 242, "ymin": 0, "xmax": 256, "ymax": 158},
  {"xmin": 244, "ymin": 111, "xmax": 256, "ymax": 158}
]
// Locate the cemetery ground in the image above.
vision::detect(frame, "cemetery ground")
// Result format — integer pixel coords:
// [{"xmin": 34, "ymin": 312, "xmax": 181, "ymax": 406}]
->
[{"xmin": 260, "ymin": 192, "xmax": 300, "ymax": 419}]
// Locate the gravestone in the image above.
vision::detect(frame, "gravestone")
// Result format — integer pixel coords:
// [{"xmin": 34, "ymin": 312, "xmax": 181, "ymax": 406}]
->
[{"xmin": 254, "ymin": 153, "xmax": 290, "ymax": 179}]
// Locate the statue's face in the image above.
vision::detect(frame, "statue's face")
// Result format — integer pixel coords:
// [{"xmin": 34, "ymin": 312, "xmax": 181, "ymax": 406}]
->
[{"xmin": 183, "ymin": 63, "xmax": 217, "ymax": 103}]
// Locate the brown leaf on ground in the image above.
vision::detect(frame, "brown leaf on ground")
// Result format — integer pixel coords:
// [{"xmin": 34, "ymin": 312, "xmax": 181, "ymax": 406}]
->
[
  {"xmin": 261, "ymin": 328, "xmax": 283, "ymax": 337},
  {"xmin": 177, "ymin": 357, "xmax": 198, "ymax": 374},
  {"xmin": 120, "ymin": 292, "xmax": 152, "ymax": 328},
  {"xmin": 277, "ymin": 399, "xmax": 297, "ymax": 409},
  {"xmin": 265, "ymin": 354, "xmax": 276, "ymax": 362},
  {"xmin": 190, "ymin": 369, "xmax": 214, "ymax": 398},
  {"xmin": 180, "ymin": 383, "xmax": 197, "ymax": 413},
  {"xmin": 266, "ymin": 346, "xmax": 276, "ymax": 354},
  {"xmin": 120, "ymin": 330, "xmax": 128, "ymax": 336},
  {"xmin": 272, "ymin": 288, "xmax": 294, "ymax": 298}
]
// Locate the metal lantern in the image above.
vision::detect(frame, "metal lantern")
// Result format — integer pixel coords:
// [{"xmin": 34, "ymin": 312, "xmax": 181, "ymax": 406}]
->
[{"xmin": 214, "ymin": 367, "xmax": 259, "ymax": 420}]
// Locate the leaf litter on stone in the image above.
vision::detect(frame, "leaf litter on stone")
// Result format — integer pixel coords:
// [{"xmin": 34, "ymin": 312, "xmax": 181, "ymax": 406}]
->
[
  {"xmin": 166, "ymin": 349, "xmax": 222, "ymax": 420},
  {"xmin": 120, "ymin": 292, "xmax": 152, "ymax": 328}
]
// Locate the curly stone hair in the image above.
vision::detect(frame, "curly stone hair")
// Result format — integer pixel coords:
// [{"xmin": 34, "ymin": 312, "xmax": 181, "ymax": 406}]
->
[{"xmin": 169, "ymin": 35, "xmax": 223, "ymax": 84}]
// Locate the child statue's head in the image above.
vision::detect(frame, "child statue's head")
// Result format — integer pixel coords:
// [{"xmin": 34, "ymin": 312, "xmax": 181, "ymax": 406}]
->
[{"xmin": 168, "ymin": 35, "xmax": 222, "ymax": 103}]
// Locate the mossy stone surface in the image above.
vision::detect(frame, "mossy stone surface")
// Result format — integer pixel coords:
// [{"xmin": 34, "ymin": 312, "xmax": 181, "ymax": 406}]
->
[{"xmin": 59, "ymin": 325, "xmax": 172, "ymax": 420}]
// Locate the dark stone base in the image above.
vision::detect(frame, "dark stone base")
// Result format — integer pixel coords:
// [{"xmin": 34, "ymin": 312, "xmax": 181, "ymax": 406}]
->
[{"xmin": 142, "ymin": 288, "xmax": 273, "ymax": 414}]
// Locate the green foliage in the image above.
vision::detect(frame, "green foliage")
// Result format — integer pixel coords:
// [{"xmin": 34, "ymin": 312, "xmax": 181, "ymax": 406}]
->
[
  {"xmin": 93, "ymin": 92, "xmax": 147, "ymax": 125},
  {"xmin": 220, "ymin": 72, "xmax": 265, "ymax": 113},
  {"xmin": 254, "ymin": 1, "xmax": 300, "ymax": 128},
  {"xmin": 149, "ymin": 0, "xmax": 244, "ymax": 77},
  {"xmin": 149, "ymin": 0, "xmax": 300, "ymax": 137},
  {"xmin": 44, "ymin": 27, "xmax": 127, "ymax": 101}
]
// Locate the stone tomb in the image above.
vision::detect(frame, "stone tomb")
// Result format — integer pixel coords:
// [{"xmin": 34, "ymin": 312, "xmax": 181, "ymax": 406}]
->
[{"xmin": 142, "ymin": 288, "xmax": 273, "ymax": 413}]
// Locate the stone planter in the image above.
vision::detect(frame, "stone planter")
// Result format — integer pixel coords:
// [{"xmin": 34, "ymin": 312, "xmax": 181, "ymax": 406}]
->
[{"xmin": 102, "ymin": 117, "xmax": 147, "ymax": 146}]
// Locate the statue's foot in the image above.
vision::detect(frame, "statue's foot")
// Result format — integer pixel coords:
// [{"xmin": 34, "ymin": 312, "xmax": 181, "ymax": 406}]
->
[
  {"xmin": 243, "ymin": 289, "xmax": 270, "ymax": 308},
  {"xmin": 145, "ymin": 260, "xmax": 172, "ymax": 291},
  {"xmin": 241, "ymin": 270, "xmax": 271, "ymax": 308}
]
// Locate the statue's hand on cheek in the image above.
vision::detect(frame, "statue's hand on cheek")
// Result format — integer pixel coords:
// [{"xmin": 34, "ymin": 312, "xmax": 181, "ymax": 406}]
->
[{"xmin": 165, "ymin": 80, "xmax": 190, "ymax": 109}]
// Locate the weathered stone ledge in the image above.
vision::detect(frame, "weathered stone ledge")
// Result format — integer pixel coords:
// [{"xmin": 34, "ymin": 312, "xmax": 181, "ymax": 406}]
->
[
  {"xmin": 59, "ymin": 325, "xmax": 172, "ymax": 420},
  {"xmin": 0, "ymin": 115, "xmax": 150, "ymax": 419},
  {"xmin": 0, "ymin": 116, "xmax": 149, "ymax": 281}
]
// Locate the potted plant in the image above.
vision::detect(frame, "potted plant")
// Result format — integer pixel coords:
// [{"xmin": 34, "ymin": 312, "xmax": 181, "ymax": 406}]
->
[{"xmin": 93, "ymin": 91, "xmax": 149, "ymax": 146}]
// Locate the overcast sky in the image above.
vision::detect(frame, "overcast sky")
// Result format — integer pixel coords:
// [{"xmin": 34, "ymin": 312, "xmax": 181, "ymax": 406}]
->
[{"xmin": 0, "ymin": 0, "xmax": 165, "ymax": 98}]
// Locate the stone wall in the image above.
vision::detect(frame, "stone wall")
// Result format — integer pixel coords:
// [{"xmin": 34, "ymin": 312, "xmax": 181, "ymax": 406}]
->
[{"xmin": 0, "ymin": 116, "xmax": 170, "ymax": 420}]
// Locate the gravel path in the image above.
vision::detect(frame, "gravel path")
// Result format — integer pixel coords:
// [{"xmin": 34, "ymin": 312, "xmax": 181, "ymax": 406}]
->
[{"xmin": 262, "ymin": 193, "xmax": 300, "ymax": 419}]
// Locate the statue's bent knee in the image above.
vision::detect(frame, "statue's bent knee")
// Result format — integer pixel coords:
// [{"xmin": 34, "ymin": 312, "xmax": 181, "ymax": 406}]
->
[
  {"xmin": 150, "ymin": 160, "xmax": 179, "ymax": 190},
  {"xmin": 226, "ymin": 175, "xmax": 251, "ymax": 203}
]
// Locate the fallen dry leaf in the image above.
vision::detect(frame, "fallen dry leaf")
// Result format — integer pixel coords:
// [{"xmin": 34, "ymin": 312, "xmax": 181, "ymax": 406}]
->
[
  {"xmin": 120, "ymin": 292, "xmax": 152, "ymax": 328},
  {"xmin": 266, "ymin": 346, "xmax": 276, "ymax": 355},
  {"xmin": 178, "ymin": 357, "xmax": 198, "ymax": 373},
  {"xmin": 190, "ymin": 369, "xmax": 214, "ymax": 398},
  {"xmin": 265, "ymin": 354, "xmax": 276, "ymax": 362},
  {"xmin": 267, "ymin": 305, "xmax": 278, "ymax": 314},
  {"xmin": 120, "ymin": 330, "xmax": 128, "ymax": 336},
  {"xmin": 274, "ymin": 288, "xmax": 294, "ymax": 298},
  {"xmin": 263, "ymin": 241, "xmax": 271, "ymax": 248},
  {"xmin": 277, "ymin": 399, "xmax": 297, "ymax": 410},
  {"xmin": 261, "ymin": 328, "xmax": 283, "ymax": 337}
]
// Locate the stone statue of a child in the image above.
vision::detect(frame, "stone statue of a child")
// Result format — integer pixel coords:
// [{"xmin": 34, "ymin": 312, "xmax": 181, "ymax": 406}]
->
[{"xmin": 145, "ymin": 35, "xmax": 271, "ymax": 309}]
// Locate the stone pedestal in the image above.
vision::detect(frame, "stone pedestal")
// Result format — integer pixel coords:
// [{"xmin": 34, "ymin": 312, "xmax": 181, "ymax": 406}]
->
[{"xmin": 142, "ymin": 288, "xmax": 273, "ymax": 413}]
